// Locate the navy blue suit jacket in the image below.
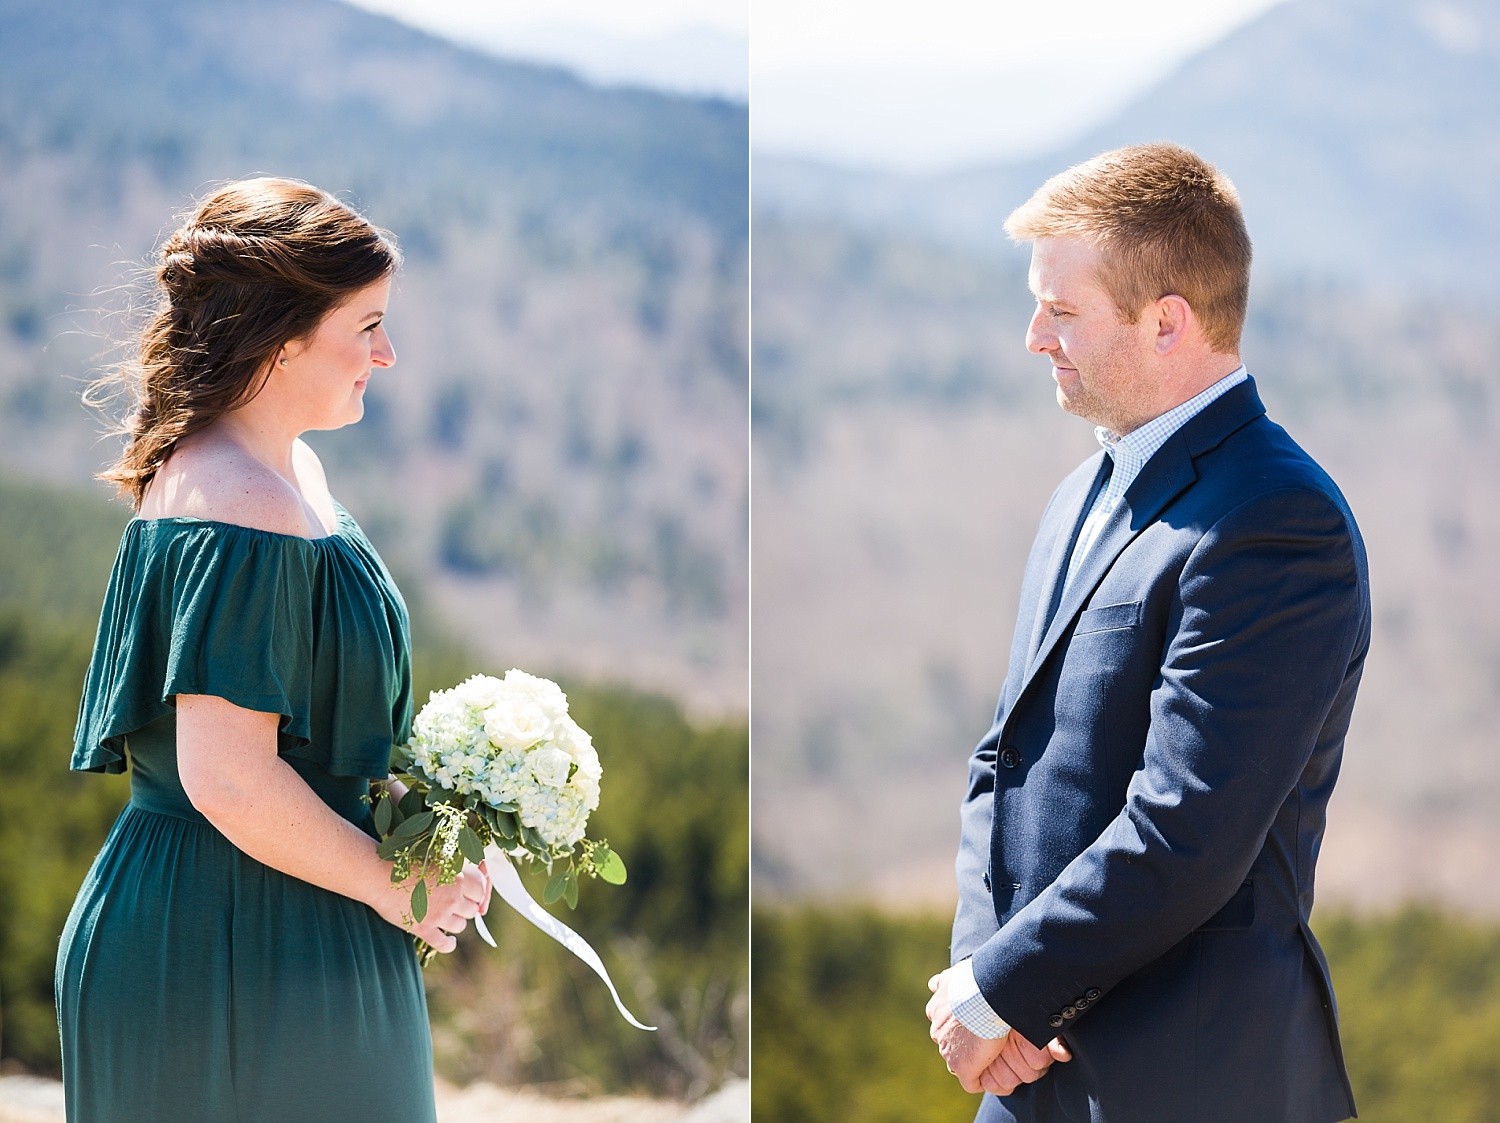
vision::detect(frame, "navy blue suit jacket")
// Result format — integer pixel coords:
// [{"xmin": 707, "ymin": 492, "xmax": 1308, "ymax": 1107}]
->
[{"xmin": 952, "ymin": 378, "xmax": 1368, "ymax": 1123}]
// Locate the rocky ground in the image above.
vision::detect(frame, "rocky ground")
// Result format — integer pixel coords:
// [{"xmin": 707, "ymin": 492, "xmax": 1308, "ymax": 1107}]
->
[{"xmin": 0, "ymin": 1074, "xmax": 748, "ymax": 1123}]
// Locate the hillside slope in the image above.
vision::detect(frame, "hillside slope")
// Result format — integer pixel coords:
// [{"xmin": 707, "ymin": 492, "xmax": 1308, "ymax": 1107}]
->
[
  {"xmin": 756, "ymin": 0, "xmax": 1500, "ymax": 297},
  {"xmin": 0, "ymin": 0, "xmax": 748, "ymax": 712}
]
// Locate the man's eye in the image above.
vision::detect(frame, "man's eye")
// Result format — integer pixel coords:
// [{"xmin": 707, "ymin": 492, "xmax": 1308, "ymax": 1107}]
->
[{"xmin": 1049, "ymin": 308, "xmax": 1071, "ymax": 319}]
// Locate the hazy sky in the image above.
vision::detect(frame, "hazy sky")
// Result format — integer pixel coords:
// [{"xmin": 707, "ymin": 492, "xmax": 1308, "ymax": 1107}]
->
[
  {"xmin": 754, "ymin": 0, "xmax": 1291, "ymax": 172},
  {"xmin": 345, "ymin": 0, "xmax": 1289, "ymax": 172},
  {"xmin": 346, "ymin": 0, "xmax": 749, "ymax": 100}
]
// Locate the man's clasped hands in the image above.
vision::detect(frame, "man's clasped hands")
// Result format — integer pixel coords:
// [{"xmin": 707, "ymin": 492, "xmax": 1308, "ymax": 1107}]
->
[{"xmin": 925, "ymin": 967, "xmax": 1073, "ymax": 1098}]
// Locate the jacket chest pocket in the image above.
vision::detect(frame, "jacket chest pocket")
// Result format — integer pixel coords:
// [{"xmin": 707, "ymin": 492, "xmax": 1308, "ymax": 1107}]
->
[{"xmin": 1073, "ymin": 599, "xmax": 1143, "ymax": 635}]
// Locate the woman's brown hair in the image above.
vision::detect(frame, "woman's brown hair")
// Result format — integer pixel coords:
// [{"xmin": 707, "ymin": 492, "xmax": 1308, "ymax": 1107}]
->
[{"xmin": 92, "ymin": 177, "xmax": 401, "ymax": 506}]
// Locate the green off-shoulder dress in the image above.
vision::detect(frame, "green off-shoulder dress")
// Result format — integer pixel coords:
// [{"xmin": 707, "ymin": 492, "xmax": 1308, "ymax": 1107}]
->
[{"xmin": 55, "ymin": 504, "xmax": 437, "ymax": 1123}]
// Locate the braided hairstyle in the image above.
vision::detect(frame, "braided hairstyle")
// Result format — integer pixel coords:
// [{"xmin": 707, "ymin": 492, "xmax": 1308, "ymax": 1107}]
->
[{"xmin": 94, "ymin": 178, "xmax": 401, "ymax": 506}]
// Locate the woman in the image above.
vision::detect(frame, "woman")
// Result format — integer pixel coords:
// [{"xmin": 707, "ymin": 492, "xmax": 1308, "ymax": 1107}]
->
[{"xmin": 56, "ymin": 178, "xmax": 489, "ymax": 1122}]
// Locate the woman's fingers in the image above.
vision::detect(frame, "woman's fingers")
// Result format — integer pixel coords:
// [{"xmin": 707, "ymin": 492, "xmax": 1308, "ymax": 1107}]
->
[
  {"xmin": 407, "ymin": 862, "xmax": 494, "ymax": 950},
  {"xmin": 418, "ymin": 925, "xmax": 457, "ymax": 953},
  {"xmin": 476, "ymin": 861, "xmax": 493, "ymax": 914}
]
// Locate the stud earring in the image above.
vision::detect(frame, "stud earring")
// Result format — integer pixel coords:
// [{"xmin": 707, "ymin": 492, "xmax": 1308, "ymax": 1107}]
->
[{"xmin": 278, "ymin": 356, "xmax": 288, "ymax": 366}]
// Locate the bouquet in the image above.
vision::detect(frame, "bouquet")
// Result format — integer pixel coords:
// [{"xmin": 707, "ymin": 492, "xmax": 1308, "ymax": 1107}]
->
[{"xmin": 372, "ymin": 670, "xmax": 627, "ymax": 954}]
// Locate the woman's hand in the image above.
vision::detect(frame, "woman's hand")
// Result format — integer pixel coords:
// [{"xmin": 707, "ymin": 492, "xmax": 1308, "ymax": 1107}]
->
[{"xmin": 383, "ymin": 860, "xmax": 493, "ymax": 954}]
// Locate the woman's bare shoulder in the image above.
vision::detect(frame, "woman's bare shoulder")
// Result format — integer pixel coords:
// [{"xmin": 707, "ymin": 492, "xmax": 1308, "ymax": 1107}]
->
[{"xmin": 139, "ymin": 433, "xmax": 319, "ymax": 538}]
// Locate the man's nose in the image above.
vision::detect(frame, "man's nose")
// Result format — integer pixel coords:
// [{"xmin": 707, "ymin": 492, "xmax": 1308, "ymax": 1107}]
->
[{"xmin": 1026, "ymin": 307, "xmax": 1056, "ymax": 355}]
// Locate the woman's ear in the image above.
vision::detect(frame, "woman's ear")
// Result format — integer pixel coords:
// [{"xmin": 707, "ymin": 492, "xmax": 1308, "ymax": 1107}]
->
[{"xmin": 278, "ymin": 337, "xmax": 308, "ymax": 366}]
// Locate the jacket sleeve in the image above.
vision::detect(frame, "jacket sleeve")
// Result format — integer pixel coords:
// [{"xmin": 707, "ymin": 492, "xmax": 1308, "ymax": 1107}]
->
[{"xmin": 969, "ymin": 485, "xmax": 1369, "ymax": 1047}]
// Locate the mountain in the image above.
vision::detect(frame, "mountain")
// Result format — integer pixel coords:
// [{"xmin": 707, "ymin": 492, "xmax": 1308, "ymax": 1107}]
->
[
  {"xmin": 0, "ymin": 0, "xmax": 747, "ymax": 713},
  {"xmin": 755, "ymin": 0, "xmax": 1500, "ymax": 298}
]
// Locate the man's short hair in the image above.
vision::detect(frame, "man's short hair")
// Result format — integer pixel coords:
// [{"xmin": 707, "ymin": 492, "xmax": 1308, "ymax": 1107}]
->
[{"xmin": 1005, "ymin": 143, "xmax": 1251, "ymax": 353}]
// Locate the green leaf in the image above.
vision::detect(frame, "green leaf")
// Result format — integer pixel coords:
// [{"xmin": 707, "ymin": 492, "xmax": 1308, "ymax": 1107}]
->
[
  {"xmin": 373, "ymin": 793, "xmax": 394, "ymax": 836},
  {"xmin": 390, "ymin": 809, "xmax": 435, "ymax": 841},
  {"xmin": 564, "ymin": 870, "xmax": 579, "ymax": 909},
  {"xmin": 411, "ymin": 878, "xmax": 428, "ymax": 922},
  {"xmin": 594, "ymin": 847, "xmax": 627, "ymax": 885},
  {"xmin": 458, "ymin": 825, "xmax": 486, "ymax": 865},
  {"xmin": 376, "ymin": 838, "xmax": 408, "ymax": 861},
  {"xmin": 543, "ymin": 871, "xmax": 569, "ymax": 904},
  {"xmin": 490, "ymin": 811, "xmax": 516, "ymax": 839},
  {"xmin": 398, "ymin": 788, "xmax": 426, "ymax": 818}
]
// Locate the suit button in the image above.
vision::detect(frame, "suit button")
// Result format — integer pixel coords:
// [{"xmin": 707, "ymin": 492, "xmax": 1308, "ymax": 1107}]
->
[
  {"xmin": 1085, "ymin": 988, "xmax": 1101, "ymax": 1001},
  {"xmin": 1074, "ymin": 996, "xmax": 1089, "ymax": 1010},
  {"xmin": 982, "ymin": 872, "xmax": 992, "ymax": 893},
  {"xmin": 1061, "ymin": 1005, "xmax": 1077, "ymax": 1020},
  {"xmin": 999, "ymin": 747, "xmax": 1020, "ymax": 769},
  {"xmin": 1048, "ymin": 1014, "xmax": 1065, "ymax": 1029}
]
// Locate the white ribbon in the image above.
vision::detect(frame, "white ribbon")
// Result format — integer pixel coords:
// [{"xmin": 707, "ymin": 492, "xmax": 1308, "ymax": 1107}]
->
[{"xmin": 472, "ymin": 844, "xmax": 656, "ymax": 1031}]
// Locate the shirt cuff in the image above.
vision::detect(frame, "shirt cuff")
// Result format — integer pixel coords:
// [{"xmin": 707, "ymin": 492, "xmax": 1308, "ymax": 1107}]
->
[{"xmin": 949, "ymin": 957, "xmax": 1012, "ymax": 1040}]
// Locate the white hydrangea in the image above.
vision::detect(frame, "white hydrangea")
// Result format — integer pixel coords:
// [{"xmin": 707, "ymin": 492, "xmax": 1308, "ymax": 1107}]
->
[{"xmin": 405, "ymin": 670, "xmax": 603, "ymax": 853}]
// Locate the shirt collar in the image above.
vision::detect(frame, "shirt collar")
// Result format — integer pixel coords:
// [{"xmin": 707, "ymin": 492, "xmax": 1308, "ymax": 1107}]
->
[{"xmin": 1093, "ymin": 366, "xmax": 1248, "ymax": 502}]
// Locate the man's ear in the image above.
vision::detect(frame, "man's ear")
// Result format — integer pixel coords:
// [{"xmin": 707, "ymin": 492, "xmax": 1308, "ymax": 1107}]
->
[{"xmin": 1153, "ymin": 295, "xmax": 1192, "ymax": 356}]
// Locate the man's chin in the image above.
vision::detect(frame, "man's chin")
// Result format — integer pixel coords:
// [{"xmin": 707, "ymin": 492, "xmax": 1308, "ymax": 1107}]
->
[{"xmin": 1055, "ymin": 386, "xmax": 1090, "ymax": 421}]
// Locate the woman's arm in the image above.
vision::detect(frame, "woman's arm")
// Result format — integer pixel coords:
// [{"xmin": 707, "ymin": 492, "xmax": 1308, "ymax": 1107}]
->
[{"xmin": 176, "ymin": 693, "xmax": 487, "ymax": 953}]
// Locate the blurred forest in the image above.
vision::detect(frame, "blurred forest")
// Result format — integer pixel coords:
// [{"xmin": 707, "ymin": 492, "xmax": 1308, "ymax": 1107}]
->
[
  {"xmin": 752, "ymin": 905, "xmax": 1500, "ymax": 1123},
  {"xmin": 0, "ymin": 0, "xmax": 748, "ymax": 714},
  {"xmin": 0, "ymin": 478, "xmax": 747, "ymax": 1097}
]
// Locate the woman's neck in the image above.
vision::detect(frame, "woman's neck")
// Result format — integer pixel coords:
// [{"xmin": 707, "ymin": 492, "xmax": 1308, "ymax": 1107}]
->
[{"xmin": 212, "ymin": 404, "xmax": 301, "ymax": 481}]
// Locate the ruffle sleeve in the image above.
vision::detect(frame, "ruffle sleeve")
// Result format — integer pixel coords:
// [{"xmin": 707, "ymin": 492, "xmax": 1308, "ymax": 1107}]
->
[{"xmin": 72, "ymin": 514, "xmax": 411, "ymax": 779}]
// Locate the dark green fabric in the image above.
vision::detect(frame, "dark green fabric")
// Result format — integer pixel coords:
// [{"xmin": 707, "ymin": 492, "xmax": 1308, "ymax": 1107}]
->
[{"xmin": 56, "ymin": 505, "xmax": 437, "ymax": 1123}]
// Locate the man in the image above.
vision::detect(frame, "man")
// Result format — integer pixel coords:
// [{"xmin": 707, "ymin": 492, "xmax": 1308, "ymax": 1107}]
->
[{"xmin": 924, "ymin": 144, "xmax": 1368, "ymax": 1123}]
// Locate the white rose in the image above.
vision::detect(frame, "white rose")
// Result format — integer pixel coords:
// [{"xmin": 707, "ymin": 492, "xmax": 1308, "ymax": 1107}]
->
[
  {"xmin": 553, "ymin": 717, "xmax": 592, "ymax": 760},
  {"xmin": 484, "ymin": 697, "xmax": 551, "ymax": 750},
  {"xmin": 527, "ymin": 745, "xmax": 573, "ymax": 789},
  {"xmin": 502, "ymin": 669, "xmax": 570, "ymax": 726},
  {"xmin": 453, "ymin": 674, "xmax": 504, "ymax": 708}
]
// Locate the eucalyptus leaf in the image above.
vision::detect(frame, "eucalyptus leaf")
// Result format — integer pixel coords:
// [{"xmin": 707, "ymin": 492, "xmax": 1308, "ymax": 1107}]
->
[
  {"xmin": 398, "ymin": 788, "xmax": 425, "ymax": 818},
  {"xmin": 390, "ymin": 810, "xmax": 435, "ymax": 842},
  {"xmin": 564, "ymin": 870, "xmax": 579, "ymax": 909},
  {"xmin": 594, "ymin": 848, "xmax": 627, "ymax": 885},
  {"xmin": 376, "ymin": 838, "xmax": 408, "ymax": 861},
  {"xmin": 543, "ymin": 871, "xmax": 568, "ymax": 904},
  {"xmin": 411, "ymin": 878, "xmax": 428, "ymax": 922},
  {"xmin": 373, "ymin": 794, "xmax": 394, "ymax": 836},
  {"xmin": 458, "ymin": 826, "xmax": 486, "ymax": 865},
  {"xmin": 430, "ymin": 787, "xmax": 459, "ymax": 807}
]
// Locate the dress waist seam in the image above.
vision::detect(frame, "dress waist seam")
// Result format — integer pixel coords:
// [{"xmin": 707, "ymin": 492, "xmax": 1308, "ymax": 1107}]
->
[{"xmin": 127, "ymin": 796, "xmax": 212, "ymax": 827}]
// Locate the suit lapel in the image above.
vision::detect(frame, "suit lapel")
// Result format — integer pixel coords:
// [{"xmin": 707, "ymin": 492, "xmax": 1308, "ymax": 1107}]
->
[
  {"xmin": 1018, "ymin": 378, "xmax": 1269, "ymax": 695},
  {"xmin": 1025, "ymin": 453, "xmax": 1111, "ymax": 664}
]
